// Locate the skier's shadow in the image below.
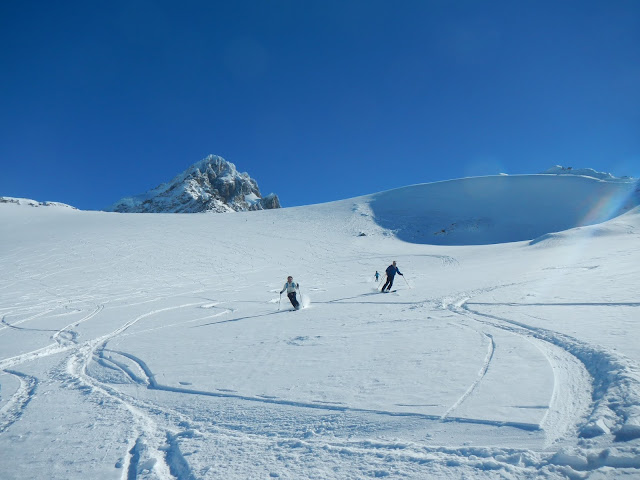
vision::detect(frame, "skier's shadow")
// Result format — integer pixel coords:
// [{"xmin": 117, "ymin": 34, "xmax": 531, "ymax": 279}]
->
[
  {"xmin": 319, "ymin": 291, "xmax": 421, "ymax": 305},
  {"xmin": 319, "ymin": 292, "xmax": 384, "ymax": 304},
  {"xmin": 468, "ymin": 301, "xmax": 640, "ymax": 307},
  {"xmin": 193, "ymin": 309, "xmax": 286, "ymax": 328}
]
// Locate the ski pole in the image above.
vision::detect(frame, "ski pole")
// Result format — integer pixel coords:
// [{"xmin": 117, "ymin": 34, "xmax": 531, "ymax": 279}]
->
[
  {"xmin": 402, "ymin": 275, "xmax": 411, "ymax": 288},
  {"xmin": 278, "ymin": 293, "xmax": 282, "ymax": 310}
]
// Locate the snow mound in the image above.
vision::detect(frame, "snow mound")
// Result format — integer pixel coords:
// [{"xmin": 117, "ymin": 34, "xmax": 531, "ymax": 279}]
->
[
  {"xmin": 0, "ymin": 196, "xmax": 77, "ymax": 209},
  {"xmin": 530, "ymin": 207, "xmax": 640, "ymax": 246},
  {"xmin": 369, "ymin": 174, "xmax": 639, "ymax": 245}
]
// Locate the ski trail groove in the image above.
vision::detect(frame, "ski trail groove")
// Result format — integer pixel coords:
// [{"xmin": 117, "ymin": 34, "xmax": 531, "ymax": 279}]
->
[
  {"xmin": 0, "ymin": 308, "xmax": 55, "ymax": 334},
  {"xmin": 456, "ymin": 301, "xmax": 594, "ymax": 445},
  {"xmin": 52, "ymin": 303, "xmax": 104, "ymax": 346},
  {"xmin": 0, "ymin": 342, "xmax": 73, "ymax": 371},
  {"xmin": 0, "ymin": 369, "xmax": 38, "ymax": 433},
  {"xmin": 0, "ymin": 304, "xmax": 105, "ymax": 371},
  {"xmin": 463, "ymin": 301, "xmax": 640, "ymax": 442},
  {"xmin": 59, "ymin": 302, "xmax": 205, "ymax": 479},
  {"xmin": 441, "ymin": 332, "xmax": 495, "ymax": 421},
  {"xmin": 104, "ymin": 347, "xmax": 539, "ymax": 431}
]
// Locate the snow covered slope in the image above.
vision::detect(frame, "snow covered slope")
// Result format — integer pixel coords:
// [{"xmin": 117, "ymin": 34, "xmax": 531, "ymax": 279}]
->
[
  {"xmin": 1, "ymin": 173, "xmax": 640, "ymax": 479},
  {"xmin": 106, "ymin": 155, "xmax": 280, "ymax": 213},
  {"xmin": 0, "ymin": 196, "xmax": 77, "ymax": 209},
  {"xmin": 370, "ymin": 174, "xmax": 639, "ymax": 245}
]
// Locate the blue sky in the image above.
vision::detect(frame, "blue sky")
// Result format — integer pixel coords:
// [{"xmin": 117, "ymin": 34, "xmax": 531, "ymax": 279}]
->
[{"xmin": 1, "ymin": 1, "xmax": 638, "ymax": 210}]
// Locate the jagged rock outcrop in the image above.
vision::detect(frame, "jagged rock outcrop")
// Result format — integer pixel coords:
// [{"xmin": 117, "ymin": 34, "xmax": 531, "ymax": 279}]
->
[{"xmin": 106, "ymin": 155, "xmax": 280, "ymax": 213}]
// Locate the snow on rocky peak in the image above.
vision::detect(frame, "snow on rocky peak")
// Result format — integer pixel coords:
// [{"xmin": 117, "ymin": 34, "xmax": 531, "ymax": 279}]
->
[
  {"xmin": 0, "ymin": 196, "xmax": 77, "ymax": 209},
  {"xmin": 541, "ymin": 165, "xmax": 633, "ymax": 181},
  {"xmin": 106, "ymin": 155, "xmax": 281, "ymax": 213}
]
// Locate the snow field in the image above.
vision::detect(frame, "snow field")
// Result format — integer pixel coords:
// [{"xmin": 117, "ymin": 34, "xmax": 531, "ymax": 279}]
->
[{"xmin": 1, "ymin": 176, "xmax": 640, "ymax": 479}]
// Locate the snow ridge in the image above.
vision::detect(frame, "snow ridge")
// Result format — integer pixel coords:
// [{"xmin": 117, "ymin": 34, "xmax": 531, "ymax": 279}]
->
[
  {"xmin": 541, "ymin": 165, "xmax": 634, "ymax": 181},
  {"xmin": 0, "ymin": 197, "xmax": 77, "ymax": 209}
]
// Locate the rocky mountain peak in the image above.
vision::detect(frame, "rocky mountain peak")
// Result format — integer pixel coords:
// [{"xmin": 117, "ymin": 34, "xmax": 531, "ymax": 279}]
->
[{"xmin": 107, "ymin": 155, "xmax": 280, "ymax": 213}]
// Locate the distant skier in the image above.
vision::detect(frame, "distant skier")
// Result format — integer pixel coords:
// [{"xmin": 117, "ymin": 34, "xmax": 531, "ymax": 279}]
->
[
  {"xmin": 375, "ymin": 271, "xmax": 380, "ymax": 281},
  {"xmin": 280, "ymin": 276, "xmax": 301, "ymax": 309},
  {"xmin": 381, "ymin": 261, "xmax": 403, "ymax": 292}
]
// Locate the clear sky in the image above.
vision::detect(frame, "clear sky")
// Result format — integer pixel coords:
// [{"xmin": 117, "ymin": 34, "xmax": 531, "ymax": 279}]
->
[{"xmin": 1, "ymin": 1, "xmax": 638, "ymax": 210}]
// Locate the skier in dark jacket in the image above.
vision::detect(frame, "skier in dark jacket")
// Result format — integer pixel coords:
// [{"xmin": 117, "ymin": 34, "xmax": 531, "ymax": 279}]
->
[{"xmin": 381, "ymin": 261, "xmax": 402, "ymax": 292}]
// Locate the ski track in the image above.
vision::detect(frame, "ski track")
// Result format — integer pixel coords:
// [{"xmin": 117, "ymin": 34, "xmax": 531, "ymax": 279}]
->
[
  {"xmin": 0, "ymin": 369, "xmax": 38, "ymax": 434},
  {"xmin": 0, "ymin": 308, "xmax": 57, "ymax": 334},
  {"xmin": 3, "ymin": 278, "xmax": 639, "ymax": 477},
  {"xmin": 440, "ymin": 330, "xmax": 495, "ymax": 422},
  {"xmin": 0, "ymin": 304, "xmax": 105, "ymax": 371},
  {"xmin": 464, "ymin": 308, "xmax": 591, "ymax": 446},
  {"xmin": 47, "ymin": 286, "xmax": 559, "ymax": 479},
  {"xmin": 56, "ymin": 301, "xmax": 212, "ymax": 480},
  {"xmin": 82, "ymin": 347, "xmax": 552, "ymax": 479},
  {"xmin": 76, "ymin": 285, "xmax": 637, "ymax": 479},
  {"xmin": 94, "ymin": 347, "xmax": 541, "ymax": 432},
  {"xmin": 446, "ymin": 287, "xmax": 640, "ymax": 447},
  {"xmin": 0, "ymin": 294, "xmax": 211, "ymax": 480},
  {"xmin": 442, "ymin": 292, "xmax": 593, "ymax": 445},
  {"xmin": 52, "ymin": 304, "xmax": 104, "ymax": 346},
  {"xmin": 461, "ymin": 301, "xmax": 640, "ymax": 443}
]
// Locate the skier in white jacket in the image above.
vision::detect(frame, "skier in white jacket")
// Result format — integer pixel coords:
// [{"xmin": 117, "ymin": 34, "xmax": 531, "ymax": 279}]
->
[{"xmin": 280, "ymin": 276, "xmax": 300, "ymax": 309}]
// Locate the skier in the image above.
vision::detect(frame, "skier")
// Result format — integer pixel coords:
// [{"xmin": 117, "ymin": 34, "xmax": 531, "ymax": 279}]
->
[
  {"xmin": 280, "ymin": 276, "xmax": 301, "ymax": 310},
  {"xmin": 381, "ymin": 261, "xmax": 403, "ymax": 292},
  {"xmin": 375, "ymin": 271, "xmax": 380, "ymax": 282}
]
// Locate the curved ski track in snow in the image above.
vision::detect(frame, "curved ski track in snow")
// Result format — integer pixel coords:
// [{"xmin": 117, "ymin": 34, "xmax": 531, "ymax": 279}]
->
[
  {"xmin": 449, "ymin": 290, "xmax": 640, "ymax": 446},
  {"xmin": 1, "ymin": 297, "xmax": 209, "ymax": 480},
  {"xmin": 462, "ymin": 300, "xmax": 640, "ymax": 443},
  {"xmin": 59, "ymin": 301, "xmax": 209, "ymax": 480},
  {"xmin": 444, "ymin": 294, "xmax": 591, "ymax": 446},
  {"xmin": 69, "ymin": 290, "xmax": 571, "ymax": 479},
  {"xmin": 0, "ymin": 304, "xmax": 104, "ymax": 371},
  {"xmin": 94, "ymin": 345, "xmax": 541, "ymax": 432},
  {"xmin": 86, "ymin": 343, "xmax": 553, "ymax": 479},
  {"xmin": 0, "ymin": 370, "xmax": 38, "ymax": 434},
  {"xmin": 0, "ymin": 308, "xmax": 56, "ymax": 334},
  {"xmin": 5, "ymin": 288, "xmax": 639, "ymax": 478},
  {"xmin": 440, "ymin": 331, "xmax": 495, "ymax": 422}
]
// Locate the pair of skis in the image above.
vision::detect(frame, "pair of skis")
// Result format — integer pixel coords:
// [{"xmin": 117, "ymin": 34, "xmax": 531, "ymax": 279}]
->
[{"xmin": 377, "ymin": 273, "xmax": 411, "ymax": 292}]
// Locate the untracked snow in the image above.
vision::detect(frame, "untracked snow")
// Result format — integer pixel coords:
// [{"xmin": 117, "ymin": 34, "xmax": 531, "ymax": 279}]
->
[{"xmin": 1, "ymin": 172, "xmax": 639, "ymax": 479}]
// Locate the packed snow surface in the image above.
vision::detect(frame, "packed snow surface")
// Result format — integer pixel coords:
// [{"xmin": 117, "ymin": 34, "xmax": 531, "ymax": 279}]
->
[{"xmin": 1, "ymin": 173, "xmax": 639, "ymax": 479}]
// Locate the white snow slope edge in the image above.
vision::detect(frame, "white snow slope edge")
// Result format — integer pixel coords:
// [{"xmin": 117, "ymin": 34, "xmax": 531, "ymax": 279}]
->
[{"xmin": 1, "ymin": 172, "xmax": 640, "ymax": 479}]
